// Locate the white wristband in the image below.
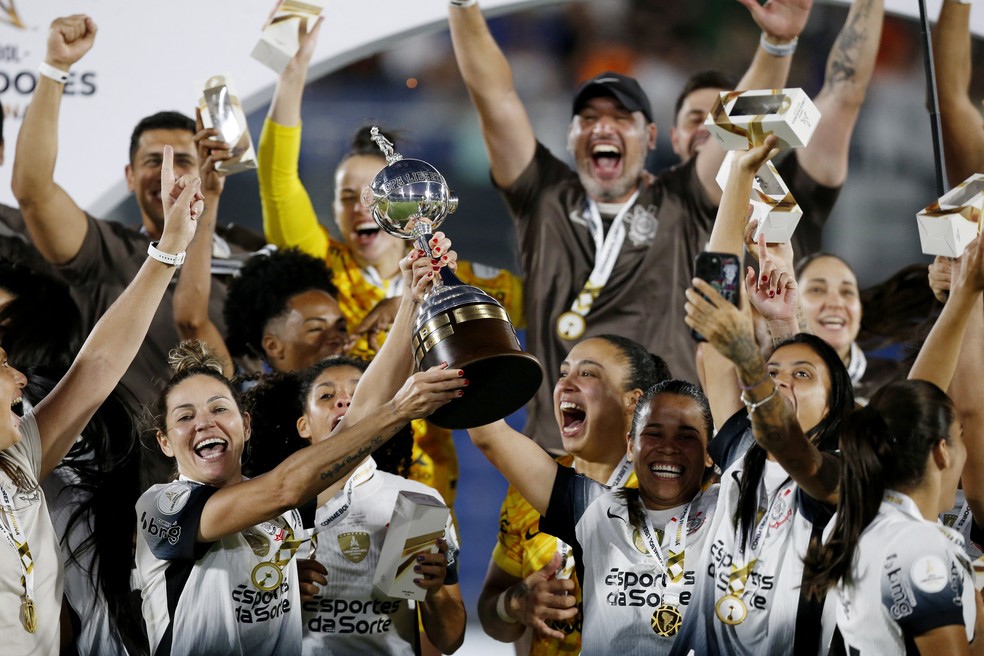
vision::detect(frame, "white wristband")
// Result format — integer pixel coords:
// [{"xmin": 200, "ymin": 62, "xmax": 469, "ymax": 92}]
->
[
  {"xmin": 38, "ymin": 62, "xmax": 69, "ymax": 84},
  {"xmin": 449, "ymin": 0, "xmax": 477, "ymax": 7},
  {"xmin": 759, "ymin": 33, "xmax": 798, "ymax": 57},
  {"xmin": 496, "ymin": 590, "xmax": 517, "ymax": 624},
  {"xmin": 147, "ymin": 241, "xmax": 186, "ymax": 267}
]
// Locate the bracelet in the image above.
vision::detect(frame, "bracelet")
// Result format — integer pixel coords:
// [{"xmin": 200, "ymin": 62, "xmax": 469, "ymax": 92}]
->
[
  {"xmin": 38, "ymin": 62, "xmax": 69, "ymax": 84},
  {"xmin": 496, "ymin": 590, "xmax": 517, "ymax": 624},
  {"xmin": 449, "ymin": 0, "xmax": 477, "ymax": 6},
  {"xmin": 147, "ymin": 241, "xmax": 186, "ymax": 267},
  {"xmin": 759, "ymin": 33, "xmax": 798, "ymax": 57},
  {"xmin": 740, "ymin": 383, "xmax": 780, "ymax": 414}
]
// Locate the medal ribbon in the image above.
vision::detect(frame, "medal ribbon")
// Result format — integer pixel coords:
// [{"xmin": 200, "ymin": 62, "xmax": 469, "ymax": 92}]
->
[
  {"xmin": 726, "ymin": 474, "xmax": 793, "ymax": 598},
  {"xmin": 639, "ymin": 496, "xmax": 697, "ymax": 604},
  {"xmin": 560, "ymin": 189, "xmax": 641, "ymax": 330},
  {"xmin": 0, "ymin": 484, "xmax": 36, "ymax": 633},
  {"xmin": 314, "ymin": 457, "xmax": 377, "ymax": 535}
]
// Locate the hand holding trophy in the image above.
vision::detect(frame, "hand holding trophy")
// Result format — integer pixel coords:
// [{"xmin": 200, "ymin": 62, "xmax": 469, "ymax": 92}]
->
[{"xmin": 361, "ymin": 128, "xmax": 542, "ymax": 429}]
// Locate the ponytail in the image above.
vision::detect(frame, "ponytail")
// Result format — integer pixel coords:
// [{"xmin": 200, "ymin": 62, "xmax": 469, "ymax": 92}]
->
[{"xmin": 802, "ymin": 406, "xmax": 893, "ymax": 599}]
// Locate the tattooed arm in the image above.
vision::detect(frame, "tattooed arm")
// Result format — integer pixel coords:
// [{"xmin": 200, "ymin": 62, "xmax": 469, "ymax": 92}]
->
[
  {"xmin": 797, "ymin": 0, "xmax": 883, "ymax": 187},
  {"xmin": 685, "ymin": 279, "xmax": 840, "ymax": 503}
]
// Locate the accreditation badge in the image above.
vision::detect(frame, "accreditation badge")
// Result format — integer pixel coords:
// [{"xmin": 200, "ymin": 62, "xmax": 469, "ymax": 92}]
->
[
  {"xmin": 338, "ymin": 532, "xmax": 371, "ymax": 563},
  {"xmin": 556, "ymin": 311, "xmax": 586, "ymax": 341},
  {"xmin": 715, "ymin": 594, "xmax": 748, "ymax": 625}
]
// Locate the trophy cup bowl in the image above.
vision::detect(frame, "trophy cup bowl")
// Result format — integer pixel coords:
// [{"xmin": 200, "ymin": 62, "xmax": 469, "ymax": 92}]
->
[{"xmin": 362, "ymin": 130, "xmax": 543, "ymax": 429}]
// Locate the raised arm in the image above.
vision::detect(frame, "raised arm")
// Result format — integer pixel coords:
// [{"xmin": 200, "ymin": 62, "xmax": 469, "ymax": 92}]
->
[
  {"xmin": 700, "ymin": 137, "xmax": 780, "ymax": 429},
  {"xmin": 257, "ymin": 15, "xmax": 328, "ymax": 256},
  {"xmin": 695, "ymin": 0, "xmax": 813, "ymax": 203},
  {"xmin": 933, "ymin": 0, "xmax": 984, "ymax": 187},
  {"xmin": 468, "ymin": 420, "xmax": 559, "ymax": 515},
  {"xmin": 342, "ymin": 233, "xmax": 456, "ymax": 427},
  {"xmin": 10, "ymin": 15, "xmax": 97, "ymax": 265},
  {"xmin": 33, "ymin": 146, "xmax": 202, "ymax": 479},
  {"xmin": 951, "ymin": 295, "xmax": 984, "ymax": 522},
  {"xmin": 172, "ymin": 114, "xmax": 235, "ymax": 376},
  {"xmin": 685, "ymin": 279, "xmax": 840, "ymax": 503},
  {"xmin": 196, "ymin": 364, "xmax": 465, "ymax": 542},
  {"xmin": 798, "ymin": 0, "xmax": 883, "ymax": 187},
  {"xmin": 448, "ymin": 1, "xmax": 536, "ymax": 188},
  {"xmin": 909, "ymin": 235, "xmax": 984, "ymax": 390}
]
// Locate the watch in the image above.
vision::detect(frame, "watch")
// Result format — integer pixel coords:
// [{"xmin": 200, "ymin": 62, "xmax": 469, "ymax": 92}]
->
[{"xmin": 147, "ymin": 241, "xmax": 186, "ymax": 266}]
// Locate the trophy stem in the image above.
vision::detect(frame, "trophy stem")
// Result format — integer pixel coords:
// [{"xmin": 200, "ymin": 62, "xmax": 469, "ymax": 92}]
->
[{"xmin": 411, "ymin": 221, "xmax": 449, "ymax": 291}]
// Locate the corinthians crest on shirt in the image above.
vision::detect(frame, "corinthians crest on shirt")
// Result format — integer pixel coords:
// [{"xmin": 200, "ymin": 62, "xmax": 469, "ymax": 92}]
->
[
  {"xmin": 338, "ymin": 532, "xmax": 371, "ymax": 563},
  {"xmin": 626, "ymin": 205, "xmax": 659, "ymax": 247}
]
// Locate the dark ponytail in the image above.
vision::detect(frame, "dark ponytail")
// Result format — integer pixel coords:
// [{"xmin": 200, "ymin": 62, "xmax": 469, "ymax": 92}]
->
[{"xmin": 802, "ymin": 380, "xmax": 954, "ymax": 599}]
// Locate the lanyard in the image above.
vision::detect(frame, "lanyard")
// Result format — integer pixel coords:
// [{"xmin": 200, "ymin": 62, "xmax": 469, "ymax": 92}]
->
[
  {"xmin": 315, "ymin": 457, "xmax": 377, "ymax": 534},
  {"xmin": 607, "ymin": 454, "xmax": 633, "ymax": 489},
  {"xmin": 727, "ymin": 473, "xmax": 794, "ymax": 595},
  {"xmin": 0, "ymin": 484, "xmax": 37, "ymax": 633},
  {"xmin": 557, "ymin": 190, "xmax": 640, "ymax": 340},
  {"xmin": 639, "ymin": 497, "xmax": 697, "ymax": 604},
  {"xmin": 363, "ymin": 266, "xmax": 404, "ymax": 299}
]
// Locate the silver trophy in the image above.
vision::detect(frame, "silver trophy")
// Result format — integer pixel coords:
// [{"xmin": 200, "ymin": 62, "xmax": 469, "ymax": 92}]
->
[{"xmin": 361, "ymin": 128, "xmax": 542, "ymax": 429}]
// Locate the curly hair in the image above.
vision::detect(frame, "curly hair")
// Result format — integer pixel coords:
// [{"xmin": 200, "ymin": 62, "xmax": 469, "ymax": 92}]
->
[
  {"xmin": 222, "ymin": 249, "xmax": 338, "ymax": 359},
  {"xmin": 150, "ymin": 340, "xmax": 241, "ymax": 436},
  {"xmin": 244, "ymin": 356, "xmax": 414, "ymax": 479}
]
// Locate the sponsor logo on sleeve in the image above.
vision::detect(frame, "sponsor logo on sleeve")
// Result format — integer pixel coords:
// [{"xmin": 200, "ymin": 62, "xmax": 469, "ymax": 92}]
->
[
  {"xmin": 157, "ymin": 483, "xmax": 191, "ymax": 516},
  {"xmin": 911, "ymin": 555, "xmax": 948, "ymax": 594}
]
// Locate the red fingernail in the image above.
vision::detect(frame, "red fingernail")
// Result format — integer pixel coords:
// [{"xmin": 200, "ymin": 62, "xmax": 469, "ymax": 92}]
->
[
  {"xmin": 457, "ymin": 390, "xmax": 464, "ymax": 397},
  {"xmin": 769, "ymin": 290, "xmax": 775, "ymax": 297},
  {"xmin": 457, "ymin": 370, "xmax": 464, "ymax": 377},
  {"xmin": 427, "ymin": 271, "xmax": 434, "ymax": 277},
  {"xmin": 462, "ymin": 379, "xmax": 469, "ymax": 386},
  {"xmin": 431, "ymin": 237, "xmax": 438, "ymax": 245},
  {"xmin": 434, "ymin": 246, "xmax": 441, "ymax": 254},
  {"xmin": 761, "ymin": 275, "xmax": 768, "ymax": 283},
  {"xmin": 417, "ymin": 249, "xmax": 425, "ymax": 256},
  {"xmin": 433, "ymin": 265, "xmax": 441, "ymax": 271},
  {"xmin": 441, "ymin": 255, "xmax": 448, "ymax": 262}
]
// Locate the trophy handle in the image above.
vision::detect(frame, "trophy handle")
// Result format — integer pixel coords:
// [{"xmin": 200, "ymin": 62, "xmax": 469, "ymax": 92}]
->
[{"xmin": 414, "ymin": 232, "xmax": 465, "ymax": 287}]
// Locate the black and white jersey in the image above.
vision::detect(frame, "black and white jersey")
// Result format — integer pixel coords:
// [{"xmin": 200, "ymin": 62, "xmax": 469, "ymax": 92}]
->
[
  {"xmin": 134, "ymin": 479, "xmax": 303, "ymax": 656},
  {"xmin": 672, "ymin": 459, "xmax": 833, "ymax": 656},
  {"xmin": 541, "ymin": 465, "xmax": 718, "ymax": 655},
  {"xmin": 832, "ymin": 491, "xmax": 975, "ymax": 654},
  {"xmin": 301, "ymin": 469, "xmax": 459, "ymax": 655}
]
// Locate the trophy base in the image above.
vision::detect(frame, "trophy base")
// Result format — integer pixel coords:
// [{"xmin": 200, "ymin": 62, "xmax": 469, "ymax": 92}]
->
[{"xmin": 426, "ymin": 350, "xmax": 543, "ymax": 430}]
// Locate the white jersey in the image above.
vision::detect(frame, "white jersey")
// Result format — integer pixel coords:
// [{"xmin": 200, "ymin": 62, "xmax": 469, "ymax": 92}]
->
[
  {"xmin": 134, "ymin": 478, "xmax": 304, "ymax": 656},
  {"xmin": 43, "ymin": 468, "xmax": 129, "ymax": 655},
  {"xmin": 672, "ymin": 459, "xmax": 832, "ymax": 656},
  {"xmin": 540, "ymin": 465, "xmax": 719, "ymax": 655},
  {"xmin": 301, "ymin": 465, "xmax": 459, "ymax": 655},
  {"xmin": 833, "ymin": 491, "xmax": 975, "ymax": 654},
  {"xmin": 0, "ymin": 411, "xmax": 62, "ymax": 656}
]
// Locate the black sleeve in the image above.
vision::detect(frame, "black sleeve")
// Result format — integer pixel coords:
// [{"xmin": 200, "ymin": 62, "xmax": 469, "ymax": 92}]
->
[
  {"xmin": 540, "ymin": 464, "xmax": 605, "ymax": 549},
  {"xmin": 136, "ymin": 482, "xmax": 218, "ymax": 561},
  {"xmin": 709, "ymin": 408, "xmax": 753, "ymax": 473}
]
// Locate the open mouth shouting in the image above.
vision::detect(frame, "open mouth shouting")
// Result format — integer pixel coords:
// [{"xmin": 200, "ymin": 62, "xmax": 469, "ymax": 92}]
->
[
  {"xmin": 817, "ymin": 316, "xmax": 848, "ymax": 333},
  {"xmin": 590, "ymin": 143, "xmax": 623, "ymax": 180},
  {"xmin": 559, "ymin": 400, "xmax": 586, "ymax": 438},
  {"xmin": 352, "ymin": 221, "xmax": 381, "ymax": 248},
  {"xmin": 193, "ymin": 436, "xmax": 229, "ymax": 461}
]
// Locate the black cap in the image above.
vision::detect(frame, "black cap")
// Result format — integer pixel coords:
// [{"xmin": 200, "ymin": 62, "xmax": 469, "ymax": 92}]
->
[{"xmin": 571, "ymin": 71, "xmax": 654, "ymax": 124}]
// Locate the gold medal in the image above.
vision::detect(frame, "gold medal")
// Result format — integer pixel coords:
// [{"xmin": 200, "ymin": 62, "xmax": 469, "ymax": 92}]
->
[
  {"xmin": 715, "ymin": 594, "xmax": 748, "ymax": 625},
  {"xmin": 651, "ymin": 603, "xmax": 683, "ymax": 637},
  {"xmin": 250, "ymin": 561, "xmax": 284, "ymax": 591},
  {"xmin": 20, "ymin": 595, "xmax": 36, "ymax": 633},
  {"xmin": 556, "ymin": 311, "xmax": 586, "ymax": 341}
]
